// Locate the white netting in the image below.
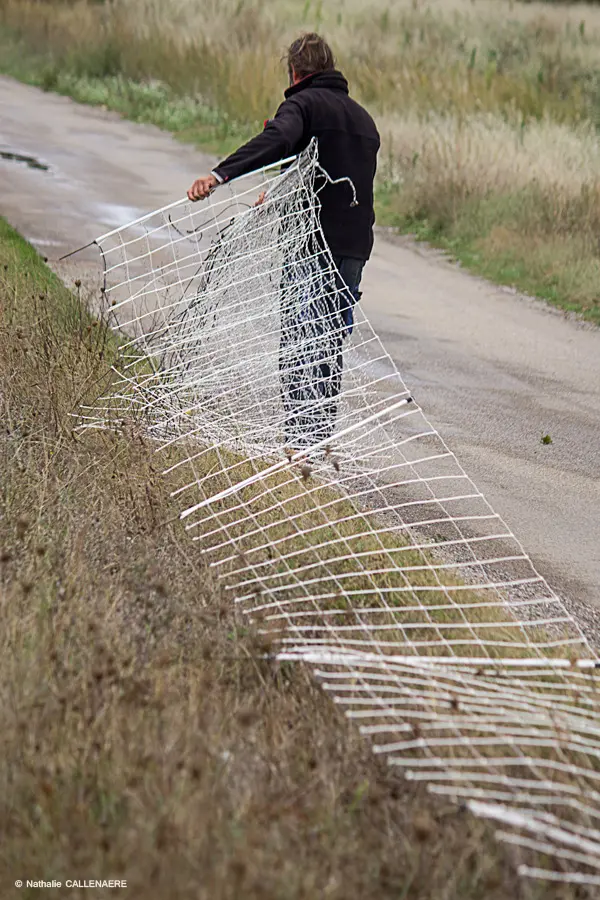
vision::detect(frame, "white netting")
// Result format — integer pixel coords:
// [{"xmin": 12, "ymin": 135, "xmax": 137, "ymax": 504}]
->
[{"xmin": 83, "ymin": 141, "xmax": 600, "ymax": 887}]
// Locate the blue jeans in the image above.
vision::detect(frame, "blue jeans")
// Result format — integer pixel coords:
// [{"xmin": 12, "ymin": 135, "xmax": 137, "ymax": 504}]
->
[
  {"xmin": 279, "ymin": 255, "xmax": 365, "ymax": 447},
  {"xmin": 333, "ymin": 256, "xmax": 365, "ymax": 336}
]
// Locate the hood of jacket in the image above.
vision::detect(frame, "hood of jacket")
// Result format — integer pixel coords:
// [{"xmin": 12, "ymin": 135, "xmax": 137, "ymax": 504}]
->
[{"xmin": 284, "ymin": 69, "xmax": 349, "ymax": 100}]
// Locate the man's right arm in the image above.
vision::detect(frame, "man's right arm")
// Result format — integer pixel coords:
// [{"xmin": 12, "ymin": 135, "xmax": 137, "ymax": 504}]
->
[{"xmin": 188, "ymin": 100, "xmax": 305, "ymax": 200}]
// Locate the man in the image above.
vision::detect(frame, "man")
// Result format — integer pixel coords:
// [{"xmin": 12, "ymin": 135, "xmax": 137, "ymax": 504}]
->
[{"xmin": 188, "ymin": 33, "xmax": 380, "ymax": 448}]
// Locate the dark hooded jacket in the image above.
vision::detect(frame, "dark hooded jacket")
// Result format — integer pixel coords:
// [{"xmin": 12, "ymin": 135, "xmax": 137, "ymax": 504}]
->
[{"xmin": 213, "ymin": 70, "xmax": 380, "ymax": 261}]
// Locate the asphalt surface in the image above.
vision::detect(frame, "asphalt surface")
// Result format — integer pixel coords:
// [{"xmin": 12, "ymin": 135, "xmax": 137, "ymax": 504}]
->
[{"xmin": 1, "ymin": 76, "xmax": 598, "ymax": 617}]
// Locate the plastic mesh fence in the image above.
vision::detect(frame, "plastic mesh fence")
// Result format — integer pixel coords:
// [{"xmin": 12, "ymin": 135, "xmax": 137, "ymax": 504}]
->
[{"xmin": 82, "ymin": 141, "xmax": 600, "ymax": 887}]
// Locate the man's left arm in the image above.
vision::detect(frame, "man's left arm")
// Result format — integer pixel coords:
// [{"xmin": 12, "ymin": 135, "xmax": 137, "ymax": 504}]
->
[{"xmin": 188, "ymin": 100, "xmax": 305, "ymax": 201}]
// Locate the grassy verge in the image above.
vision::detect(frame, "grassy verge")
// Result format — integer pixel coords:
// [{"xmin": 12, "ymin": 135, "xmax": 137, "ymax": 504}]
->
[
  {"xmin": 2, "ymin": 0, "xmax": 600, "ymax": 324},
  {"xmin": 0, "ymin": 28, "xmax": 254, "ymax": 158},
  {"xmin": 376, "ymin": 183, "xmax": 600, "ymax": 323},
  {"xmin": 2, "ymin": 220, "xmax": 572, "ymax": 899}
]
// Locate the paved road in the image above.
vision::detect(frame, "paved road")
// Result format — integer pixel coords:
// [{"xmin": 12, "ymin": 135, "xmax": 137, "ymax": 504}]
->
[{"xmin": 1, "ymin": 76, "xmax": 598, "ymax": 617}]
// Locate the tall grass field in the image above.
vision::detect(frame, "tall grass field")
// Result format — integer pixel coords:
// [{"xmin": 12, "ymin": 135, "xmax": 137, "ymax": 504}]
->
[{"xmin": 1, "ymin": 0, "xmax": 600, "ymax": 322}]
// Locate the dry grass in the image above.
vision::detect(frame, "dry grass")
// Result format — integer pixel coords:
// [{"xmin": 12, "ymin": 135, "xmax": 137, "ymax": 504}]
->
[
  {"xmin": 1, "ymin": 218, "xmax": 589, "ymax": 898},
  {"xmin": 6, "ymin": 0, "xmax": 600, "ymax": 123}
]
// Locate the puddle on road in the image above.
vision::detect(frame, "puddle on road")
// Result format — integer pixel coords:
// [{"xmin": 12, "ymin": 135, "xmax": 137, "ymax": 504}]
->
[
  {"xmin": 94, "ymin": 201, "xmax": 148, "ymax": 231},
  {"xmin": 32, "ymin": 237, "xmax": 66, "ymax": 248},
  {"xmin": 0, "ymin": 150, "xmax": 49, "ymax": 171}
]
